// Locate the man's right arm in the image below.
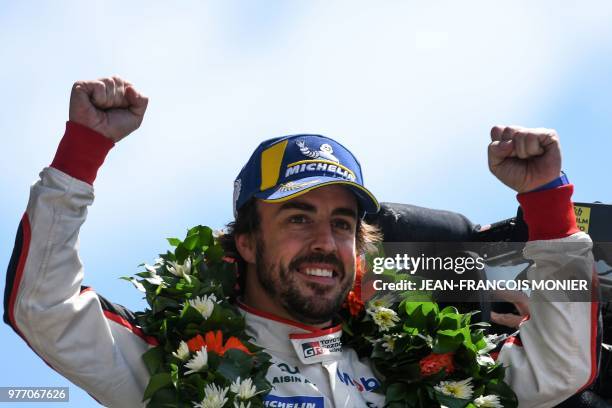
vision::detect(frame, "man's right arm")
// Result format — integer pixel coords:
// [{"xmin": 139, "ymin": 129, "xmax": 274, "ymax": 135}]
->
[{"xmin": 3, "ymin": 78, "xmax": 153, "ymax": 408}]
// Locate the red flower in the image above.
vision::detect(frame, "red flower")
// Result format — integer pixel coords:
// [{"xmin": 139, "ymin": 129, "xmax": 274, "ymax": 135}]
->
[
  {"xmin": 187, "ymin": 334, "xmax": 206, "ymax": 352},
  {"xmin": 419, "ymin": 352, "xmax": 455, "ymax": 377},
  {"xmin": 204, "ymin": 330, "xmax": 225, "ymax": 355},
  {"xmin": 223, "ymin": 336, "xmax": 251, "ymax": 355},
  {"xmin": 187, "ymin": 331, "xmax": 252, "ymax": 356},
  {"xmin": 346, "ymin": 290, "xmax": 365, "ymax": 317},
  {"xmin": 343, "ymin": 256, "xmax": 366, "ymax": 316}
]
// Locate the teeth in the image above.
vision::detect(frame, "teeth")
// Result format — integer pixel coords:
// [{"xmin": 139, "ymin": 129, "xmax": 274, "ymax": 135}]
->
[{"xmin": 304, "ymin": 268, "xmax": 333, "ymax": 278}]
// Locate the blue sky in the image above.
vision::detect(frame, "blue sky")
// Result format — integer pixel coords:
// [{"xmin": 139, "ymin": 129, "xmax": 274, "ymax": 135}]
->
[{"xmin": 1, "ymin": 1, "xmax": 611, "ymax": 406}]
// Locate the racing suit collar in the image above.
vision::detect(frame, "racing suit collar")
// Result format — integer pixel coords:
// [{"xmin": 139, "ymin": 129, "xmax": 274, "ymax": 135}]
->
[{"xmin": 237, "ymin": 300, "xmax": 344, "ymax": 365}]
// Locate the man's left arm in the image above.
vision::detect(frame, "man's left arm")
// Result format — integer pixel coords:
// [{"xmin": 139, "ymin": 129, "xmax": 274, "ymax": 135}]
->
[{"xmin": 488, "ymin": 126, "xmax": 600, "ymax": 407}]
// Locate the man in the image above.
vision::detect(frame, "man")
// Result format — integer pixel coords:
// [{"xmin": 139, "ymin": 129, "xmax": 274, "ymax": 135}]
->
[{"xmin": 3, "ymin": 77, "xmax": 599, "ymax": 407}]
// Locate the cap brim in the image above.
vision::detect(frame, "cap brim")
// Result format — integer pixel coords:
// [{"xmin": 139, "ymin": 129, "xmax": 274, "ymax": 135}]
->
[{"xmin": 255, "ymin": 176, "xmax": 380, "ymax": 215}]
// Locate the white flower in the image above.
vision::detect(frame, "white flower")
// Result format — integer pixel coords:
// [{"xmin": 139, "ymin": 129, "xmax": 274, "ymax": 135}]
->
[
  {"xmin": 368, "ymin": 307, "xmax": 400, "ymax": 332},
  {"xmin": 476, "ymin": 354, "xmax": 496, "ymax": 366},
  {"xmin": 184, "ymin": 346, "xmax": 208, "ymax": 375},
  {"xmin": 381, "ymin": 334, "xmax": 399, "ymax": 352},
  {"xmin": 230, "ymin": 377, "xmax": 259, "ymax": 400},
  {"xmin": 145, "ymin": 275, "xmax": 164, "ymax": 285},
  {"xmin": 154, "ymin": 257, "xmax": 165, "ymax": 265},
  {"xmin": 187, "ymin": 294, "xmax": 217, "ymax": 319},
  {"xmin": 367, "ymin": 294, "xmax": 394, "ymax": 312},
  {"xmin": 193, "ymin": 383, "xmax": 228, "ymax": 408},
  {"xmin": 481, "ymin": 334, "xmax": 502, "ymax": 354},
  {"xmin": 474, "ymin": 394, "xmax": 503, "ymax": 408},
  {"xmin": 434, "ymin": 378, "xmax": 474, "ymax": 400},
  {"xmin": 167, "ymin": 258, "xmax": 192, "ymax": 278},
  {"xmin": 172, "ymin": 340, "xmax": 190, "ymax": 361},
  {"xmin": 144, "ymin": 264, "xmax": 165, "ymax": 286},
  {"xmin": 233, "ymin": 402, "xmax": 251, "ymax": 408}
]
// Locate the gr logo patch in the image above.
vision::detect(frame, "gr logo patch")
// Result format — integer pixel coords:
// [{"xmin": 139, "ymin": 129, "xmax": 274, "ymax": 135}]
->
[
  {"xmin": 302, "ymin": 341, "xmax": 324, "ymax": 358},
  {"xmin": 264, "ymin": 395, "xmax": 324, "ymax": 408}
]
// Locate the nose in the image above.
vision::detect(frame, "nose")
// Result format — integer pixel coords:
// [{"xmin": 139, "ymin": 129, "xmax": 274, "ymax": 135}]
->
[{"xmin": 309, "ymin": 222, "xmax": 338, "ymax": 254}]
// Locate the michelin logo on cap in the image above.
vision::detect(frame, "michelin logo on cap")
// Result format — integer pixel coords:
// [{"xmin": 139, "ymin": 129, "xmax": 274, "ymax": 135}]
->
[
  {"xmin": 285, "ymin": 140, "xmax": 356, "ymax": 181},
  {"xmin": 296, "ymin": 139, "xmax": 339, "ymax": 162}
]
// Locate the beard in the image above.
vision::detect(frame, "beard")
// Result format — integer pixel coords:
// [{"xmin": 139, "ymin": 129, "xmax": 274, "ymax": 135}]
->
[{"xmin": 255, "ymin": 240, "xmax": 354, "ymax": 325}]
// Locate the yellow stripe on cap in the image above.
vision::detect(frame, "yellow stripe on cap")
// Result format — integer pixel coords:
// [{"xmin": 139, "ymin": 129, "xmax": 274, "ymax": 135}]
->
[{"xmin": 260, "ymin": 140, "xmax": 288, "ymax": 191}]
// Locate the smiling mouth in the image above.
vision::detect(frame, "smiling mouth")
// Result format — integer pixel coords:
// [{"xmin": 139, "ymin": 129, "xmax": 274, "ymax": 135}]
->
[
  {"xmin": 295, "ymin": 266, "xmax": 339, "ymax": 281},
  {"xmin": 302, "ymin": 267, "xmax": 334, "ymax": 278}
]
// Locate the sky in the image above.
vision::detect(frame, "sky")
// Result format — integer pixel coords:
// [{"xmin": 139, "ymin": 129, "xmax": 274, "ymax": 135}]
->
[{"xmin": 1, "ymin": 1, "xmax": 611, "ymax": 406}]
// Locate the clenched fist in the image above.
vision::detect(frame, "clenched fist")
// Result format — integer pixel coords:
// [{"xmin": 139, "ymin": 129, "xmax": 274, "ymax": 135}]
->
[
  {"xmin": 488, "ymin": 126, "xmax": 562, "ymax": 193},
  {"xmin": 69, "ymin": 76, "xmax": 148, "ymax": 142}
]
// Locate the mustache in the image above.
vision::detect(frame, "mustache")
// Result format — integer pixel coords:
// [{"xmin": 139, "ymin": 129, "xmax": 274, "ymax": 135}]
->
[{"xmin": 288, "ymin": 253, "xmax": 344, "ymax": 275}]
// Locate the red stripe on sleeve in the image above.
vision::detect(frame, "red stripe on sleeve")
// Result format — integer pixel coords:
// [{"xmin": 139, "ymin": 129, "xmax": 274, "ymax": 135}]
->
[
  {"xmin": 504, "ymin": 336, "xmax": 523, "ymax": 347},
  {"xmin": 103, "ymin": 310, "xmax": 159, "ymax": 346},
  {"xmin": 50, "ymin": 121, "xmax": 115, "ymax": 185},
  {"xmin": 516, "ymin": 184, "xmax": 580, "ymax": 241}
]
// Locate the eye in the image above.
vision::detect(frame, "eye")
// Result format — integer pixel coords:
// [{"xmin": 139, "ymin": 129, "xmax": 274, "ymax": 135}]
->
[
  {"xmin": 332, "ymin": 219, "xmax": 354, "ymax": 231},
  {"xmin": 288, "ymin": 214, "xmax": 309, "ymax": 224}
]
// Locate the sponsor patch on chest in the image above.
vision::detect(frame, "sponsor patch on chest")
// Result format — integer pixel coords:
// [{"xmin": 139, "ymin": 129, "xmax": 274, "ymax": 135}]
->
[
  {"xmin": 289, "ymin": 329, "xmax": 343, "ymax": 364},
  {"xmin": 264, "ymin": 395, "xmax": 324, "ymax": 408}
]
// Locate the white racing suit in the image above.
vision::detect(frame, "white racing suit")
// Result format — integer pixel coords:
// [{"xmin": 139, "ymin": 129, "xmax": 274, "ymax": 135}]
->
[{"xmin": 3, "ymin": 122, "xmax": 601, "ymax": 407}]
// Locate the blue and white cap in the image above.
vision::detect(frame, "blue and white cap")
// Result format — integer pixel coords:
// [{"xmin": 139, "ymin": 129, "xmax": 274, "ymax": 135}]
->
[{"xmin": 233, "ymin": 134, "xmax": 380, "ymax": 218}]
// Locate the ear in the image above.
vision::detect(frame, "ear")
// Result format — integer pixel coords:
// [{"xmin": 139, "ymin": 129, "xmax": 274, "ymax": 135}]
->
[{"xmin": 235, "ymin": 233, "xmax": 256, "ymax": 264}]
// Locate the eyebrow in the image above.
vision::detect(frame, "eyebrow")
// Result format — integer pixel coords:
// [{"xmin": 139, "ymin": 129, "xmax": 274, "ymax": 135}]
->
[{"xmin": 277, "ymin": 201, "xmax": 358, "ymax": 219}]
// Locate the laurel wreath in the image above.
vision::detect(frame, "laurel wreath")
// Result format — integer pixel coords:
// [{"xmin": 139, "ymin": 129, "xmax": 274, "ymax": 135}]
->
[{"xmin": 124, "ymin": 225, "xmax": 518, "ymax": 408}]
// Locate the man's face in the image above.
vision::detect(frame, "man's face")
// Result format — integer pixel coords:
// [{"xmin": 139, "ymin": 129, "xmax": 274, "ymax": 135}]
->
[{"xmin": 244, "ymin": 185, "xmax": 359, "ymax": 325}]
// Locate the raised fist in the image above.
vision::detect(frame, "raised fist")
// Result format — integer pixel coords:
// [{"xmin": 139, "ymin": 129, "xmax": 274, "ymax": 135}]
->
[
  {"xmin": 69, "ymin": 76, "xmax": 148, "ymax": 142},
  {"xmin": 488, "ymin": 126, "xmax": 562, "ymax": 193}
]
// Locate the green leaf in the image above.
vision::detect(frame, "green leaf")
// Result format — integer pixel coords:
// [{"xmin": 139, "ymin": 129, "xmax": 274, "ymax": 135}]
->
[
  {"xmin": 145, "ymin": 387, "xmax": 179, "ymax": 408},
  {"xmin": 175, "ymin": 244, "xmax": 189, "ymax": 264},
  {"xmin": 185, "ymin": 226, "xmax": 213, "ymax": 249},
  {"xmin": 485, "ymin": 380, "xmax": 518, "ymax": 408},
  {"xmin": 385, "ymin": 382, "xmax": 408, "ymax": 402},
  {"xmin": 433, "ymin": 330, "xmax": 464, "ymax": 354},
  {"xmin": 434, "ymin": 391, "xmax": 470, "ymax": 408},
  {"xmin": 169, "ymin": 363, "xmax": 179, "ymax": 388},
  {"xmin": 142, "ymin": 346, "xmax": 164, "ymax": 375},
  {"xmin": 166, "ymin": 238, "xmax": 181, "ymax": 247},
  {"xmin": 438, "ymin": 312, "xmax": 463, "ymax": 331},
  {"xmin": 179, "ymin": 305, "xmax": 204, "ymax": 326},
  {"xmin": 143, "ymin": 372, "xmax": 173, "ymax": 401},
  {"xmin": 440, "ymin": 305, "xmax": 459, "ymax": 315},
  {"xmin": 217, "ymin": 349, "xmax": 254, "ymax": 380},
  {"xmin": 471, "ymin": 330, "xmax": 487, "ymax": 351},
  {"xmin": 401, "ymin": 302, "xmax": 438, "ymax": 332},
  {"xmin": 205, "ymin": 244, "xmax": 225, "ymax": 263},
  {"xmin": 183, "ymin": 234, "xmax": 199, "ymax": 251},
  {"xmin": 152, "ymin": 296, "xmax": 180, "ymax": 314},
  {"xmin": 197, "ymin": 226, "xmax": 214, "ymax": 247},
  {"xmin": 203, "ymin": 262, "xmax": 237, "ymax": 294}
]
